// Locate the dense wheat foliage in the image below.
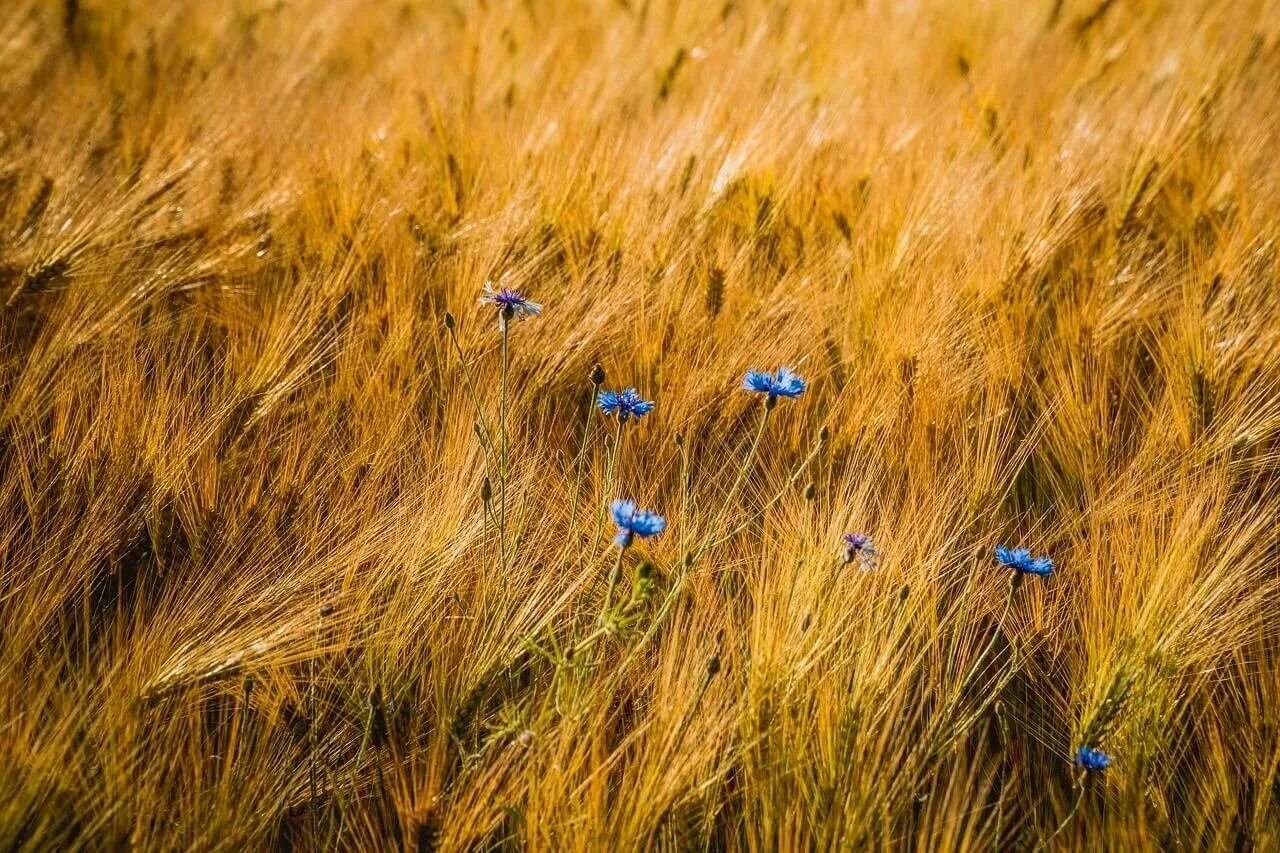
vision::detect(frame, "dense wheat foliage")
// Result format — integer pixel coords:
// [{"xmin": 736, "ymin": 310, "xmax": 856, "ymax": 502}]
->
[{"xmin": 3, "ymin": 0, "xmax": 1280, "ymax": 848}]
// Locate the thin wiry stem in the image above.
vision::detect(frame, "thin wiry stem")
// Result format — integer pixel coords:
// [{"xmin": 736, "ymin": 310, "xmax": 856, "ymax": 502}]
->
[
  {"xmin": 1038, "ymin": 774, "xmax": 1087, "ymax": 852},
  {"xmin": 445, "ymin": 321, "xmax": 494, "ymax": 458},
  {"xmin": 498, "ymin": 316, "xmax": 510, "ymax": 571},
  {"xmin": 601, "ymin": 543, "xmax": 626, "ymax": 624},
  {"xmin": 590, "ymin": 418, "xmax": 625, "ymax": 558}
]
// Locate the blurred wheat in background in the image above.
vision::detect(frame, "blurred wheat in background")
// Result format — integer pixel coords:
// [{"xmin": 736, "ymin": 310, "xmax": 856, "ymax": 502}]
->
[{"xmin": 2, "ymin": 0, "xmax": 1280, "ymax": 849}]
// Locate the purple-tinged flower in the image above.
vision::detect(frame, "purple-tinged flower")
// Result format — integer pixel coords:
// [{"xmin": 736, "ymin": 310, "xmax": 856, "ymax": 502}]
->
[
  {"xmin": 743, "ymin": 367, "xmax": 806, "ymax": 402},
  {"xmin": 598, "ymin": 388, "xmax": 655, "ymax": 422},
  {"xmin": 841, "ymin": 532, "xmax": 879, "ymax": 570},
  {"xmin": 994, "ymin": 545, "xmax": 1053, "ymax": 578},
  {"xmin": 1074, "ymin": 745, "xmax": 1111, "ymax": 772},
  {"xmin": 610, "ymin": 499, "xmax": 666, "ymax": 548},
  {"xmin": 479, "ymin": 281, "xmax": 541, "ymax": 322}
]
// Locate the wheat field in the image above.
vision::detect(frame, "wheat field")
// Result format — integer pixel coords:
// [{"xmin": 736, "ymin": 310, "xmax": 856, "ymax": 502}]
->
[{"xmin": 2, "ymin": 0, "xmax": 1280, "ymax": 849}]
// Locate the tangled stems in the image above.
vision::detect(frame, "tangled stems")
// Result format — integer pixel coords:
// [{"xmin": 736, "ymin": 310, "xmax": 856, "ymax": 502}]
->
[
  {"xmin": 710, "ymin": 425, "xmax": 827, "ymax": 549},
  {"xmin": 570, "ymin": 366, "xmax": 605, "ymax": 569},
  {"xmin": 621, "ymin": 401, "xmax": 797, "ymax": 672},
  {"xmin": 589, "ymin": 417, "xmax": 626, "ymax": 557},
  {"xmin": 1038, "ymin": 772, "xmax": 1088, "ymax": 851},
  {"xmin": 600, "ymin": 543, "xmax": 627, "ymax": 625},
  {"xmin": 443, "ymin": 313, "xmax": 494, "ymax": 457},
  {"xmin": 964, "ymin": 572, "xmax": 1021, "ymax": 688},
  {"xmin": 693, "ymin": 398, "xmax": 772, "ymax": 563},
  {"xmin": 930, "ymin": 572, "xmax": 1023, "ymax": 748}
]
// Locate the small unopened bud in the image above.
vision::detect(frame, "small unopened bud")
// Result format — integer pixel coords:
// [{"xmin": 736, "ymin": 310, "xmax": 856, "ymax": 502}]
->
[
  {"xmin": 319, "ymin": 601, "xmax": 336, "ymax": 618},
  {"xmin": 803, "ymin": 482, "xmax": 817, "ymax": 501},
  {"xmin": 632, "ymin": 561, "xmax": 655, "ymax": 603},
  {"xmin": 674, "ymin": 433, "xmax": 684, "ymax": 448},
  {"xmin": 706, "ymin": 656, "xmax": 721, "ymax": 678},
  {"xmin": 590, "ymin": 363, "xmax": 606, "ymax": 385},
  {"xmin": 899, "ymin": 585, "xmax": 910, "ymax": 602},
  {"xmin": 819, "ymin": 425, "xmax": 831, "ymax": 444},
  {"xmin": 480, "ymin": 477, "xmax": 493, "ymax": 503},
  {"xmin": 443, "ymin": 311, "xmax": 456, "ymax": 330},
  {"xmin": 800, "ymin": 612, "xmax": 812, "ymax": 632}
]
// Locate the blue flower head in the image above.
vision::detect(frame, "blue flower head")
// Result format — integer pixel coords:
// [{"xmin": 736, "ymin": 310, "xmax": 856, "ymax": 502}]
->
[
  {"xmin": 1074, "ymin": 745, "xmax": 1111, "ymax": 772},
  {"xmin": 480, "ymin": 281, "xmax": 541, "ymax": 322},
  {"xmin": 743, "ymin": 367, "xmax": 806, "ymax": 402},
  {"xmin": 841, "ymin": 532, "xmax": 879, "ymax": 571},
  {"xmin": 598, "ymin": 388, "xmax": 655, "ymax": 422},
  {"xmin": 842, "ymin": 532, "xmax": 871, "ymax": 552},
  {"xmin": 994, "ymin": 545, "xmax": 1053, "ymax": 578},
  {"xmin": 610, "ymin": 499, "xmax": 666, "ymax": 548}
]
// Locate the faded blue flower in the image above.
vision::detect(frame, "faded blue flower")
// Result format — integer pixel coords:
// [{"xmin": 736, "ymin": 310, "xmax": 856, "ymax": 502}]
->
[
  {"xmin": 610, "ymin": 499, "xmax": 666, "ymax": 548},
  {"xmin": 743, "ymin": 367, "xmax": 806, "ymax": 401},
  {"xmin": 1074, "ymin": 745, "xmax": 1111, "ymax": 772},
  {"xmin": 994, "ymin": 545, "xmax": 1053, "ymax": 578},
  {"xmin": 841, "ymin": 532, "xmax": 879, "ymax": 570},
  {"xmin": 479, "ymin": 281, "xmax": 541, "ymax": 321},
  {"xmin": 598, "ymin": 388, "xmax": 655, "ymax": 422}
]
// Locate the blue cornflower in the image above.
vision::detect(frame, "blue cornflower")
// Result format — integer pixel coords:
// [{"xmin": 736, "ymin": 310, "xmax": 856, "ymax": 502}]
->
[
  {"xmin": 610, "ymin": 499, "xmax": 667, "ymax": 548},
  {"xmin": 841, "ymin": 532, "xmax": 879, "ymax": 570},
  {"xmin": 994, "ymin": 545, "xmax": 1054, "ymax": 578},
  {"xmin": 598, "ymin": 388, "xmax": 655, "ymax": 422},
  {"xmin": 743, "ymin": 367, "xmax": 806, "ymax": 402},
  {"xmin": 1074, "ymin": 745, "xmax": 1112, "ymax": 772},
  {"xmin": 479, "ymin": 281, "xmax": 541, "ymax": 322}
]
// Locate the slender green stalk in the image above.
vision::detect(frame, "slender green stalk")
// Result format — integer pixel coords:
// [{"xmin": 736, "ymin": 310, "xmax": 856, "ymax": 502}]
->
[
  {"xmin": 1038, "ymin": 774, "xmax": 1087, "ymax": 852},
  {"xmin": 601, "ymin": 544, "xmax": 627, "ymax": 623},
  {"xmin": 960, "ymin": 574, "xmax": 1019, "ymax": 693},
  {"xmin": 590, "ymin": 417, "xmax": 625, "ymax": 557},
  {"xmin": 498, "ymin": 317, "xmax": 510, "ymax": 570}
]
